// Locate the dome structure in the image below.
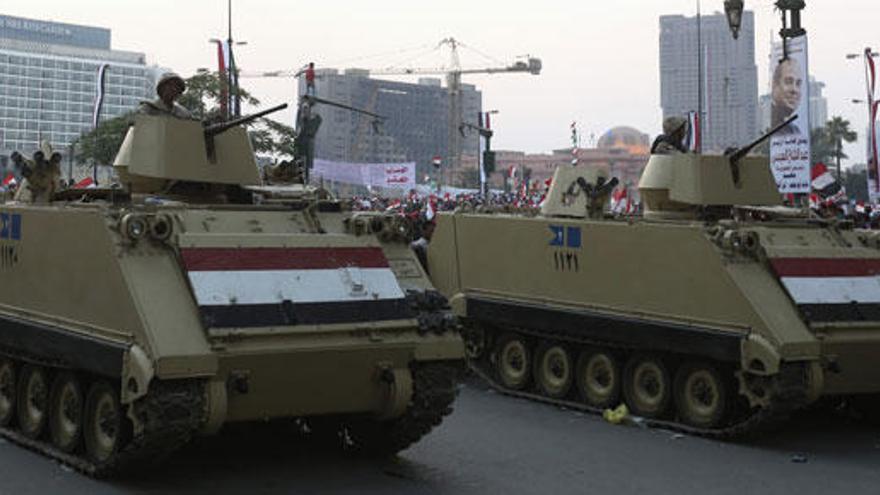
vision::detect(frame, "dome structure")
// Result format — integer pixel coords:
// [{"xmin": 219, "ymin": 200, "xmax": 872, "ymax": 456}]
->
[{"xmin": 597, "ymin": 126, "xmax": 650, "ymax": 154}]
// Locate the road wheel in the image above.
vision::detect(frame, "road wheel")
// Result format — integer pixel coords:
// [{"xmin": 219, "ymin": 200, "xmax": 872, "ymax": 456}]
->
[
  {"xmin": 675, "ymin": 362, "xmax": 727, "ymax": 428},
  {"xmin": 623, "ymin": 355, "xmax": 671, "ymax": 418},
  {"xmin": 534, "ymin": 343, "xmax": 573, "ymax": 399},
  {"xmin": 17, "ymin": 365, "xmax": 49, "ymax": 439},
  {"xmin": 0, "ymin": 359, "xmax": 16, "ymax": 427},
  {"xmin": 49, "ymin": 373, "xmax": 84, "ymax": 453},
  {"xmin": 495, "ymin": 333, "xmax": 531, "ymax": 390},
  {"xmin": 575, "ymin": 348, "xmax": 621, "ymax": 409},
  {"xmin": 83, "ymin": 381, "xmax": 124, "ymax": 464}
]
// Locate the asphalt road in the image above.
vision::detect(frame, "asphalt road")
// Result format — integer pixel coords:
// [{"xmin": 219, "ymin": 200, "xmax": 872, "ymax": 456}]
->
[{"xmin": 1, "ymin": 382, "xmax": 879, "ymax": 495}]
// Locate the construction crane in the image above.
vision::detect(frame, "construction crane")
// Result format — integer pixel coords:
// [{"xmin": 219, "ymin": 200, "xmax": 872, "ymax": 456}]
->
[
  {"xmin": 242, "ymin": 38, "xmax": 541, "ymax": 186},
  {"xmin": 368, "ymin": 38, "xmax": 541, "ymax": 185}
]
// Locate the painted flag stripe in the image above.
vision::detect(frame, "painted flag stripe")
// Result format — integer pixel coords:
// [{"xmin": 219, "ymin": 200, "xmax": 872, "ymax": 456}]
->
[
  {"xmin": 798, "ymin": 303, "xmax": 880, "ymax": 323},
  {"xmin": 199, "ymin": 299, "xmax": 415, "ymax": 328},
  {"xmin": 770, "ymin": 258, "xmax": 880, "ymax": 278},
  {"xmin": 780, "ymin": 276, "xmax": 880, "ymax": 305},
  {"xmin": 181, "ymin": 247, "xmax": 389, "ymax": 271},
  {"xmin": 187, "ymin": 268, "xmax": 405, "ymax": 306}
]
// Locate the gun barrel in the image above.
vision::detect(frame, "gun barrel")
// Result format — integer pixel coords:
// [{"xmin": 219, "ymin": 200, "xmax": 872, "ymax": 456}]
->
[
  {"xmin": 729, "ymin": 114, "xmax": 798, "ymax": 164},
  {"xmin": 204, "ymin": 103, "xmax": 289, "ymax": 137}
]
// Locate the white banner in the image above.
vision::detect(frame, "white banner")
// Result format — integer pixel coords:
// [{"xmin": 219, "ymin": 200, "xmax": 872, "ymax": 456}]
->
[
  {"xmin": 312, "ymin": 159, "xmax": 416, "ymax": 189},
  {"xmin": 769, "ymin": 36, "xmax": 812, "ymax": 193}
]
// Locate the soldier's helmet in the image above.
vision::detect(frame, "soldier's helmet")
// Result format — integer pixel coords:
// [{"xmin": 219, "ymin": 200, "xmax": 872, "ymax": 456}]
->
[
  {"xmin": 663, "ymin": 116, "xmax": 688, "ymax": 136},
  {"xmin": 156, "ymin": 73, "xmax": 186, "ymax": 96}
]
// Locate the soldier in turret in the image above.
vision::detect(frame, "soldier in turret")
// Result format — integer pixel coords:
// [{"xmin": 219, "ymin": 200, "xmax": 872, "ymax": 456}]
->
[
  {"xmin": 139, "ymin": 73, "xmax": 194, "ymax": 120},
  {"xmin": 651, "ymin": 116, "xmax": 689, "ymax": 155}
]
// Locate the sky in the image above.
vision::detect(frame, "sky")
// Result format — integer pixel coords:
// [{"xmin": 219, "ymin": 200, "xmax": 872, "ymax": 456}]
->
[{"xmin": 5, "ymin": 0, "xmax": 878, "ymax": 166}]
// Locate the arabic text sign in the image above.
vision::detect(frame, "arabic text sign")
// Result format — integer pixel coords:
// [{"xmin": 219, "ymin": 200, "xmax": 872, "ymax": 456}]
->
[{"xmin": 313, "ymin": 159, "xmax": 416, "ymax": 189}]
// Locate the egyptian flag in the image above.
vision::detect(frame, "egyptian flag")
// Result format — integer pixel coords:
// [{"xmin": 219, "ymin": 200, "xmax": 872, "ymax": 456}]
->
[
  {"xmin": 478, "ymin": 112, "xmax": 487, "ymax": 192},
  {"xmin": 867, "ymin": 48, "xmax": 879, "ymax": 195},
  {"xmin": 811, "ymin": 163, "xmax": 846, "ymax": 204},
  {"xmin": 2, "ymin": 173, "xmax": 16, "ymax": 187},
  {"xmin": 92, "ymin": 63, "xmax": 109, "ymax": 129},
  {"xmin": 685, "ymin": 111, "xmax": 701, "ymax": 152},
  {"xmin": 611, "ymin": 186, "xmax": 632, "ymax": 214},
  {"xmin": 771, "ymin": 256, "xmax": 880, "ymax": 323},
  {"xmin": 74, "ymin": 177, "xmax": 95, "ymax": 189},
  {"xmin": 216, "ymin": 41, "xmax": 229, "ymax": 119},
  {"xmin": 180, "ymin": 247, "xmax": 413, "ymax": 328}
]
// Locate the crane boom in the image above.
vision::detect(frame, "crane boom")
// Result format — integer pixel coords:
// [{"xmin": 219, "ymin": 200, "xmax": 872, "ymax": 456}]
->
[{"xmin": 240, "ymin": 39, "xmax": 542, "ymax": 188}]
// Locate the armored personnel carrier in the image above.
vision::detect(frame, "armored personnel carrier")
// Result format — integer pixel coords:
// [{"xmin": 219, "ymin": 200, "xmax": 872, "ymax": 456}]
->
[
  {"xmin": 0, "ymin": 108, "xmax": 464, "ymax": 476},
  {"xmin": 428, "ymin": 146, "xmax": 880, "ymax": 435}
]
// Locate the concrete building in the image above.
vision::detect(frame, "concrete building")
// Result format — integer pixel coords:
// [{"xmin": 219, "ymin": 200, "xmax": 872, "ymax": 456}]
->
[
  {"xmin": 659, "ymin": 11, "xmax": 759, "ymax": 151},
  {"xmin": 299, "ymin": 69, "xmax": 481, "ymax": 180},
  {"xmin": 0, "ymin": 14, "xmax": 160, "ymax": 169}
]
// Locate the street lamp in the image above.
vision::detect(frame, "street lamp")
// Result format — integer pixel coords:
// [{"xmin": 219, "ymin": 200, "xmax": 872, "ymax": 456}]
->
[{"xmin": 724, "ymin": 0, "xmax": 744, "ymax": 40}]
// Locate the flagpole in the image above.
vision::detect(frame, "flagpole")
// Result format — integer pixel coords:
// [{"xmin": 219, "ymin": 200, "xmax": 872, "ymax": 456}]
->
[{"xmin": 696, "ymin": 0, "xmax": 703, "ymax": 154}]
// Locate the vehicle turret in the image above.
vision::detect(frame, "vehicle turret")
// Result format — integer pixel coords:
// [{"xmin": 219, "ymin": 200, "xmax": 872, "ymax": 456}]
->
[
  {"xmin": 113, "ymin": 104, "xmax": 286, "ymax": 195},
  {"xmin": 637, "ymin": 115, "xmax": 797, "ymax": 220},
  {"xmin": 637, "ymin": 154, "xmax": 781, "ymax": 219}
]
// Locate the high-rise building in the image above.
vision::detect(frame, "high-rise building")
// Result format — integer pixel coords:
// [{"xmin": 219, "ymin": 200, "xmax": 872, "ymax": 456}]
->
[
  {"xmin": 299, "ymin": 69, "xmax": 481, "ymax": 179},
  {"xmin": 0, "ymin": 14, "xmax": 162, "ymax": 169},
  {"xmin": 808, "ymin": 77, "xmax": 828, "ymax": 130},
  {"xmin": 659, "ymin": 11, "xmax": 759, "ymax": 151}
]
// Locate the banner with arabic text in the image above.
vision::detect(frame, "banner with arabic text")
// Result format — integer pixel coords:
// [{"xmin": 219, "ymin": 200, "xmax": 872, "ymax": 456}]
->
[{"xmin": 312, "ymin": 159, "xmax": 416, "ymax": 189}]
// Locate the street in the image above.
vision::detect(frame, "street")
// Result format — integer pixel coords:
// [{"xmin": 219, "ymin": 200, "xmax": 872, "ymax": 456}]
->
[{"xmin": 1, "ymin": 381, "xmax": 879, "ymax": 495}]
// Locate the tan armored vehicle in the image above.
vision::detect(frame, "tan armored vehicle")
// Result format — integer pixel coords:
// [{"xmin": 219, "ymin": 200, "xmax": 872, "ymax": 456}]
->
[
  {"xmin": 0, "ymin": 108, "xmax": 464, "ymax": 476},
  {"xmin": 428, "ymin": 148, "xmax": 880, "ymax": 435}
]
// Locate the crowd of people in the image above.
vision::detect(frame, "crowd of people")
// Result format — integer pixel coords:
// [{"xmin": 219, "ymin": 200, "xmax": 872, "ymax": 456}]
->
[{"xmin": 349, "ymin": 189, "xmax": 551, "ymax": 219}]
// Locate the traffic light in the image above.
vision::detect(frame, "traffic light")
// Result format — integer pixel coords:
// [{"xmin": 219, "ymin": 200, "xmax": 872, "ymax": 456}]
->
[{"xmin": 483, "ymin": 150, "xmax": 496, "ymax": 174}]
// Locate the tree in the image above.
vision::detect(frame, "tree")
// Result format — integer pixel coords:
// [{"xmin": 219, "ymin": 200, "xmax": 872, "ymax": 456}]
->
[
  {"xmin": 844, "ymin": 167, "xmax": 869, "ymax": 203},
  {"xmin": 73, "ymin": 70, "xmax": 297, "ymax": 165},
  {"xmin": 824, "ymin": 117, "xmax": 858, "ymax": 179},
  {"xmin": 810, "ymin": 126, "xmax": 835, "ymax": 166},
  {"xmin": 73, "ymin": 112, "xmax": 135, "ymax": 166}
]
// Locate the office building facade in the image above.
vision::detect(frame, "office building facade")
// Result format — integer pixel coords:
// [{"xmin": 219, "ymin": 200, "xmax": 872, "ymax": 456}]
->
[
  {"xmin": 299, "ymin": 69, "xmax": 481, "ymax": 178},
  {"xmin": 0, "ymin": 14, "xmax": 160, "ymax": 169},
  {"xmin": 659, "ymin": 11, "xmax": 759, "ymax": 151}
]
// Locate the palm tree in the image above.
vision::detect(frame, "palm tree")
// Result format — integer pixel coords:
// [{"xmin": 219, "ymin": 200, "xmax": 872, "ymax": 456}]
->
[{"xmin": 824, "ymin": 117, "xmax": 858, "ymax": 179}]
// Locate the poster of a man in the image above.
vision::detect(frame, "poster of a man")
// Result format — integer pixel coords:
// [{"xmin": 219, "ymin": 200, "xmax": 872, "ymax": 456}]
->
[{"xmin": 771, "ymin": 57, "xmax": 804, "ymax": 135}]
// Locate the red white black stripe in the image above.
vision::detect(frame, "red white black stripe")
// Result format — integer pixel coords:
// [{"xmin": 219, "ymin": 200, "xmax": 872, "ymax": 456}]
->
[
  {"xmin": 181, "ymin": 247, "xmax": 413, "ymax": 328},
  {"xmin": 771, "ymin": 257, "xmax": 880, "ymax": 322},
  {"xmin": 92, "ymin": 63, "xmax": 109, "ymax": 128}
]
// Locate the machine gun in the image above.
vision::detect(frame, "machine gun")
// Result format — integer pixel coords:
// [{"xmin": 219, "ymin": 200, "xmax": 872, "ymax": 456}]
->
[
  {"xmin": 725, "ymin": 114, "xmax": 797, "ymax": 186},
  {"xmin": 202, "ymin": 103, "xmax": 288, "ymax": 159},
  {"xmin": 564, "ymin": 175, "xmax": 620, "ymax": 219},
  {"xmin": 204, "ymin": 103, "xmax": 289, "ymax": 138}
]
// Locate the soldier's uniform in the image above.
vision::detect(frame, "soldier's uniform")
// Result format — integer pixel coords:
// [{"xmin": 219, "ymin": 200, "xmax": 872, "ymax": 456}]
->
[
  {"xmin": 651, "ymin": 116, "xmax": 689, "ymax": 155},
  {"xmin": 138, "ymin": 73, "xmax": 194, "ymax": 120},
  {"xmin": 138, "ymin": 99, "xmax": 194, "ymax": 119}
]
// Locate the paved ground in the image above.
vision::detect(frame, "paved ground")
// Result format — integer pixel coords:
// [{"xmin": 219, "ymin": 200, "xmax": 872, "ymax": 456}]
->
[{"xmin": 1, "ymin": 382, "xmax": 879, "ymax": 494}]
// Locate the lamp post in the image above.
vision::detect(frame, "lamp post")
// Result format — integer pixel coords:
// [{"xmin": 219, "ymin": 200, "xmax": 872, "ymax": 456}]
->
[{"xmin": 723, "ymin": 0, "xmax": 744, "ymax": 40}]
